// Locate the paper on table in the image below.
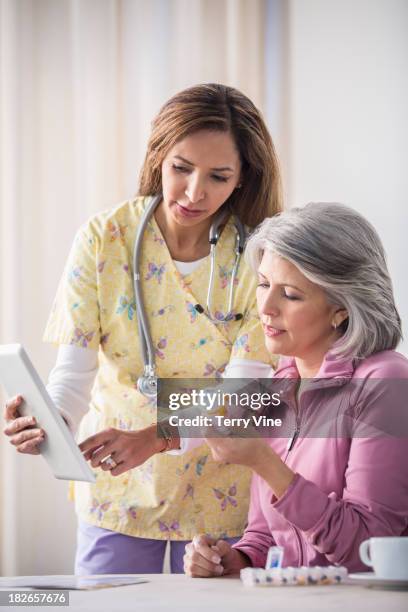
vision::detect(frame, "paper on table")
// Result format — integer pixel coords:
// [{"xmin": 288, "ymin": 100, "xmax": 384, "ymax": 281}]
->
[{"xmin": 0, "ymin": 575, "xmax": 148, "ymax": 591}]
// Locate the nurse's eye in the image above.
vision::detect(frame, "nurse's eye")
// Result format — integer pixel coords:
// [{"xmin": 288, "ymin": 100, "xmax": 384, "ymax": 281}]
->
[
  {"xmin": 257, "ymin": 282, "xmax": 269, "ymax": 289},
  {"xmin": 211, "ymin": 175, "xmax": 229, "ymax": 183},
  {"xmin": 172, "ymin": 164, "xmax": 190, "ymax": 173}
]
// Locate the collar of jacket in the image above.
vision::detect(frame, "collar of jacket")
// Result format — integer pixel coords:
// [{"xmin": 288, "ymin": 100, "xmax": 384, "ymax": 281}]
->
[{"xmin": 273, "ymin": 344, "xmax": 356, "ymax": 393}]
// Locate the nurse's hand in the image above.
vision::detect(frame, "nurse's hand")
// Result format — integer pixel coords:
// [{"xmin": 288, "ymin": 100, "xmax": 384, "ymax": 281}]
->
[
  {"xmin": 184, "ymin": 535, "xmax": 250, "ymax": 578},
  {"xmin": 79, "ymin": 424, "xmax": 176, "ymax": 476},
  {"xmin": 2, "ymin": 395, "xmax": 45, "ymax": 454}
]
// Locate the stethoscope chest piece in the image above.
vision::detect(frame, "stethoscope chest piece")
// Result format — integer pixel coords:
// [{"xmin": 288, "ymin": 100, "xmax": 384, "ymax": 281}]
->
[{"xmin": 137, "ymin": 374, "xmax": 159, "ymax": 398}]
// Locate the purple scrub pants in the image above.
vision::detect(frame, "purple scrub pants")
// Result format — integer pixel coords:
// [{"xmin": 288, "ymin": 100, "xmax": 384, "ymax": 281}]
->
[{"xmin": 75, "ymin": 520, "xmax": 240, "ymax": 575}]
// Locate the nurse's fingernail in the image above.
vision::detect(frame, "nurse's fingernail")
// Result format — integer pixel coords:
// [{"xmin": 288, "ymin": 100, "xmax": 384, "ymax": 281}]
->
[
  {"xmin": 212, "ymin": 555, "xmax": 221, "ymax": 564},
  {"xmin": 215, "ymin": 565, "xmax": 224, "ymax": 574}
]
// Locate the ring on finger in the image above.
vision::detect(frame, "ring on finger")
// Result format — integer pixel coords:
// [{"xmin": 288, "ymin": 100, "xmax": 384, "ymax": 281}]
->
[{"xmin": 103, "ymin": 455, "xmax": 118, "ymax": 470}]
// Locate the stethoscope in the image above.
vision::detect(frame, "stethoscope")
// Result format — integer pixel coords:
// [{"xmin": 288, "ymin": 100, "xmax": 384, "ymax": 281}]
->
[{"xmin": 133, "ymin": 194, "xmax": 246, "ymax": 397}]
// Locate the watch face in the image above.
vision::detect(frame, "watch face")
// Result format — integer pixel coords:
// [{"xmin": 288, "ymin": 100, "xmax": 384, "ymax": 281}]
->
[{"xmin": 158, "ymin": 421, "xmax": 172, "ymax": 440}]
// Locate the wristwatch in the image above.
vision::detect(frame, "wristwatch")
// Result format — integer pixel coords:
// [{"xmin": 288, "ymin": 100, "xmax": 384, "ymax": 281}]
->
[{"xmin": 157, "ymin": 420, "xmax": 174, "ymax": 453}]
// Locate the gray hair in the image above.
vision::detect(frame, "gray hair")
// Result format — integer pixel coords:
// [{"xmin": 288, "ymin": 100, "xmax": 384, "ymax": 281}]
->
[{"xmin": 245, "ymin": 202, "xmax": 402, "ymax": 359}]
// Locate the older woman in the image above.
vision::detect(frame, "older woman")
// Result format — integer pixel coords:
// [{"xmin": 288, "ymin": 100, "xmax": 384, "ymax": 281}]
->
[{"xmin": 183, "ymin": 202, "xmax": 408, "ymax": 576}]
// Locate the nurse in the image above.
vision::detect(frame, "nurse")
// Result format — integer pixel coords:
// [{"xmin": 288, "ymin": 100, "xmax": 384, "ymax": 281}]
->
[{"xmin": 3, "ymin": 84, "xmax": 281, "ymax": 574}]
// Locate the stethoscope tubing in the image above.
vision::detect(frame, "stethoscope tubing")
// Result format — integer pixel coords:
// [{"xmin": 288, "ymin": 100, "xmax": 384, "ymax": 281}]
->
[
  {"xmin": 133, "ymin": 194, "xmax": 162, "ymax": 375},
  {"xmin": 133, "ymin": 194, "xmax": 246, "ymax": 391}
]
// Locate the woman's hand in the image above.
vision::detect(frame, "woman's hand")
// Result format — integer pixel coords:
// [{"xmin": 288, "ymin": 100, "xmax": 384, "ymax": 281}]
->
[
  {"xmin": 204, "ymin": 436, "xmax": 270, "ymax": 469},
  {"xmin": 79, "ymin": 424, "xmax": 173, "ymax": 476},
  {"xmin": 205, "ymin": 436, "xmax": 296, "ymax": 499},
  {"xmin": 183, "ymin": 535, "xmax": 250, "ymax": 578},
  {"xmin": 2, "ymin": 395, "xmax": 45, "ymax": 454}
]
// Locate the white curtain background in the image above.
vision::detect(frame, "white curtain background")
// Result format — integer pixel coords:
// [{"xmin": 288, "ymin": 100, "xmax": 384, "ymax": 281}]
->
[
  {"xmin": 284, "ymin": 0, "xmax": 408, "ymax": 334},
  {"xmin": 1, "ymin": 0, "xmax": 407, "ymax": 576},
  {"xmin": 0, "ymin": 0, "xmax": 271, "ymax": 575}
]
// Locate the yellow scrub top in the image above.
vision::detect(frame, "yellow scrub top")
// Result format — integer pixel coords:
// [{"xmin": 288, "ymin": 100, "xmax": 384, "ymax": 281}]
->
[{"xmin": 44, "ymin": 196, "xmax": 273, "ymax": 540}]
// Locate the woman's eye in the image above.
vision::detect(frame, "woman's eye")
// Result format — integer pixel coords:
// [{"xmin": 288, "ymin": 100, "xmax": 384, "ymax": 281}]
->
[
  {"xmin": 212, "ymin": 175, "xmax": 228, "ymax": 183},
  {"xmin": 257, "ymin": 283, "xmax": 269, "ymax": 289},
  {"xmin": 284, "ymin": 292, "xmax": 300, "ymax": 301}
]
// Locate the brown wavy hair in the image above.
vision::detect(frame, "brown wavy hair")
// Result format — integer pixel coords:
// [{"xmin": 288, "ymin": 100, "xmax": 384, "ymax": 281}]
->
[{"xmin": 138, "ymin": 83, "xmax": 282, "ymax": 227}]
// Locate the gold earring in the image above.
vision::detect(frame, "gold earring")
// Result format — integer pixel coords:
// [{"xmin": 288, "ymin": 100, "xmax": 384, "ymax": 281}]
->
[{"xmin": 332, "ymin": 322, "xmax": 338, "ymax": 330}]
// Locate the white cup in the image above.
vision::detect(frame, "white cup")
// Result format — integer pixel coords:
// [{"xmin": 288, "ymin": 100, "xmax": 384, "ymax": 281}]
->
[{"xmin": 359, "ymin": 537, "xmax": 408, "ymax": 580}]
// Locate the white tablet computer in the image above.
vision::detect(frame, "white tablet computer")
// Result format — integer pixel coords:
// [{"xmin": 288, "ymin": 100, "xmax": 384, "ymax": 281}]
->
[{"xmin": 0, "ymin": 344, "xmax": 96, "ymax": 483}]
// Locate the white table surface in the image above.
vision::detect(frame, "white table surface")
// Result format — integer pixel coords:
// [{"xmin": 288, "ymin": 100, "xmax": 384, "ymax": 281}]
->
[{"xmin": 1, "ymin": 574, "xmax": 408, "ymax": 612}]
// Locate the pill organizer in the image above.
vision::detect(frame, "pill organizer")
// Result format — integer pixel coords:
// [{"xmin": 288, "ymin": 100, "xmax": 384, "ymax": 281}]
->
[{"xmin": 240, "ymin": 565, "xmax": 348, "ymax": 587}]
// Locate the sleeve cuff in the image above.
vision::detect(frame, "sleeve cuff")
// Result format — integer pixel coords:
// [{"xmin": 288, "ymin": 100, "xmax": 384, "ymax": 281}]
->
[
  {"xmin": 232, "ymin": 541, "xmax": 266, "ymax": 569},
  {"xmin": 271, "ymin": 473, "xmax": 331, "ymax": 531}
]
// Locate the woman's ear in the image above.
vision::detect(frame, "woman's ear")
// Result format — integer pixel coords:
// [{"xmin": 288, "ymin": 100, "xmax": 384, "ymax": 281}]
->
[
  {"xmin": 332, "ymin": 308, "xmax": 348, "ymax": 329},
  {"xmin": 235, "ymin": 172, "xmax": 243, "ymax": 189}
]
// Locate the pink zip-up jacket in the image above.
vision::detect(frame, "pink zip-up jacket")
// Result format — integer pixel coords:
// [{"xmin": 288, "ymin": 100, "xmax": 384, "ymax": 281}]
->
[{"xmin": 233, "ymin": 349, "xmax": 408, "ymax": 572}]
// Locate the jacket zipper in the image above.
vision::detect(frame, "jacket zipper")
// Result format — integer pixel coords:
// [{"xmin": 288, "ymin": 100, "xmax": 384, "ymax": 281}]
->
[
  {"xmin": 286, "ymin": 427, "xmax": 299, "ymax": 453},
  {"xmin": 284, "ymin": 406, "xmax": 301, "ymax": 462},
  {"xmin": 283, "ymin": 404, "xmax": 304, "ymax": 565}
]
